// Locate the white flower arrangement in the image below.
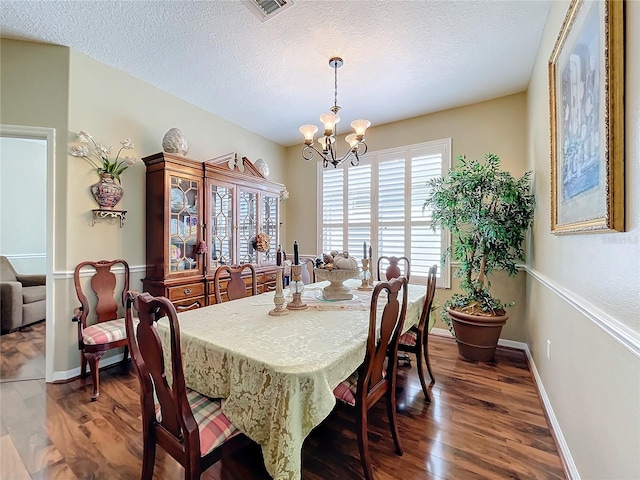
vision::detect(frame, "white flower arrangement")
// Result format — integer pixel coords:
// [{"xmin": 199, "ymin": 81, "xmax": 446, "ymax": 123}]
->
[{"xmin": 70, "ymin": 130, "xmax": 138, "ymax": 183}]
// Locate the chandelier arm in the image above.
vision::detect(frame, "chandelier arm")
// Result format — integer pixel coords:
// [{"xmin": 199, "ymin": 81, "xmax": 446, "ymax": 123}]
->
[
  {"xmin": 302, "ymin": 144, "xmax": 324, "ymax": 162},
  {"xmin": 351, "ymin": 151, "xmax": 360, "ymax": 167},
  {"xmin": 331, "ymin": 149, "xmax": 354, "ymax": 168}
]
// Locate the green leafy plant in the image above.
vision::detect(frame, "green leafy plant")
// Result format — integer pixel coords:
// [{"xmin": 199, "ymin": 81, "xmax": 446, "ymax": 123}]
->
[{"xmin": 424, "ymin": 153, "xmax": 534, "ymax": 332}]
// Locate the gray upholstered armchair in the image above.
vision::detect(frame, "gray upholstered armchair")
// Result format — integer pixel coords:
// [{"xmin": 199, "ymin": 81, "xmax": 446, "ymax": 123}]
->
[{"xmin": 0, "ymin": 256, "xmax": 46, "ymax": 333}]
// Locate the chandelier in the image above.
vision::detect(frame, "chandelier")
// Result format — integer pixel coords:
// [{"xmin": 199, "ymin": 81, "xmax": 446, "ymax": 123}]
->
[{"xmin": 299, "ymin": 57, "xmax": 371, "ymax": 168}]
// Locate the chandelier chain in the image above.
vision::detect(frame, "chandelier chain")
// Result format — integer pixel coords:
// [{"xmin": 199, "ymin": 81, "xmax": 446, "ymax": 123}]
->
[{"xmin": 334, "ymin": 61, "xmax": 338, "ymax": 111}]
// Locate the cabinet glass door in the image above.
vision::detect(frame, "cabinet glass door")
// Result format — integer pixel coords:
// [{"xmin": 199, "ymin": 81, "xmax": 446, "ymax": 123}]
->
[
  {"xmin": 169, "ymin": 176, "xmax": 199, "ymax": 273},
  {"xmin": 209, "ymin": 183, "xmax": 234, "ymax": 267},
  {"xmin": 238, "ymin": 189, "xmax": 257, "ymax": 264},
  {"xmin": 261, "ymin": 193, "xmax": 279, "ymax": 264}
]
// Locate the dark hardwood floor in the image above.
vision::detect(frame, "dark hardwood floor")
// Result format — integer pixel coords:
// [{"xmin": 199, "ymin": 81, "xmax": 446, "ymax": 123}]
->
[{"xmin": 0, "ymin": 322, "xmax": 566, "ymax": 479}]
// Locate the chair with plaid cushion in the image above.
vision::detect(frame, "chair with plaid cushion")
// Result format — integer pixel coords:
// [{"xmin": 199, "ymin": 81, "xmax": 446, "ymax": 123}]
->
[
  {"xmin": 125, "ymin": 291, "xmax": 249, "ymax": 480},
  {"xmin": 333, "ymin": 276, "xmax": 408, "ymax": 480},
  {"xmin": 398, "ymin": 264, "xmax": 437, "ymax": 401},
  {"xmin": 72, "ymin": 259, "xmax": 131, "ymax": 401}
]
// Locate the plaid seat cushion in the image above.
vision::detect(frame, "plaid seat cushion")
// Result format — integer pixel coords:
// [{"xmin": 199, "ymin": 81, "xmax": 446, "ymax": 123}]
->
[
  {"xmin": 399, "ymin": 328, "xmax": 418, "ymax": 347},
  {"xmin": 83, "ymin": 318, "xmax": 129, "ymax": 345},
  {"xmin": 333, "ymin": 372, "xmax": 358, "ymax": 406},
  {"xmin": 333, "ymin": 369, "xmax": 387, "ymax": 407},
  {"xmin": 155, "ymin": 390, "xmax": 239, "ymax": 456}
]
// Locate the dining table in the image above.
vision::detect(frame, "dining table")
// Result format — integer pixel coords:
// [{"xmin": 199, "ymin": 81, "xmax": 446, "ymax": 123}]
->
[{"xmin": 157, "ymin": 278, "xmax": 430, "ymax": 480}]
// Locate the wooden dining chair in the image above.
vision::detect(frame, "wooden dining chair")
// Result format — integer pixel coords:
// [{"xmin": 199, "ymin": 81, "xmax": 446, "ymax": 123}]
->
[
  {"xmin": 125, "ymin": 291, "xmax": 249, "ymax": 480},
  {"xmin": 377, "ymin": 255, "xmax": 410, "ymax": 282},
  {"xmin": 71, "ymin": 259, "xmax": 130, "ymax": 401},
  {"xmin": 300, "ymin": 257, "xmax": 316, "ymax": 285},
  {"xmin": 333, "ymin": 276, "xmax": 408, "ymax": 480},
  {"xmin": 398, "ymin": 264, "xmax": 437, "ymax": 401},
  {"xmin": 213, "ymin": 264, "xmax": 257, "ymax": 303}
]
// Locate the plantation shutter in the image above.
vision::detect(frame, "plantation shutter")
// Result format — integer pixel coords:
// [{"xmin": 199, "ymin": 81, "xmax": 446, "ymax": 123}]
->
[{"xmin": 319, "ymin": 139, "xmax": 450, "ymax": 287}]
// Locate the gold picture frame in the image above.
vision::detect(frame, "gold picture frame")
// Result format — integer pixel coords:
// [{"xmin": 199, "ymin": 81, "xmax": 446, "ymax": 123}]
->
[{"xmin": 549, "ymin": 0, "xmax": 624, "ymax": 234}]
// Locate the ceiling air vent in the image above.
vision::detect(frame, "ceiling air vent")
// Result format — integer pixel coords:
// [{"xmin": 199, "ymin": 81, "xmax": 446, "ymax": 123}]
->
[{"xmin": 242, "ymin": 0, "xmax": 293, "ymax": 22}]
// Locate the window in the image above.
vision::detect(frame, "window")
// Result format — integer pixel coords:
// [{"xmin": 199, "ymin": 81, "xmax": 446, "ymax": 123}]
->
[{"xmin": 318, "ymin": 138, "xmax": 451, "ymax": 287}]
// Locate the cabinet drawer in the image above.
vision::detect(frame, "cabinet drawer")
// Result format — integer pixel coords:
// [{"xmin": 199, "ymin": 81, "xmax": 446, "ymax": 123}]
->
[
  {"xmin": 173, "ymin": 297, "xmax": 204, "ymax": 312},
  {"xmin": 167, "ymin": 282, "xmax": 205, "ymax": 301},
  {"xmin": 261, "ymin": 271, "xmax": 277, "ymax": 293}
]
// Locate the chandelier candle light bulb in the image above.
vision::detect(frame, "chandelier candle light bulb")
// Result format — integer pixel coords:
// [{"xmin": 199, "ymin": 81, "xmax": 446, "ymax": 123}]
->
[
  {"xmin": 299, "ymin": 125, "xmax": 318, "ymax": 145},
  {"xmin": 319, "ymin": 113, "xmax": 340, "ymax": 135},
  {"xmin": 345, "ymin": 134, "xmax": 359, "ymax": 148}
]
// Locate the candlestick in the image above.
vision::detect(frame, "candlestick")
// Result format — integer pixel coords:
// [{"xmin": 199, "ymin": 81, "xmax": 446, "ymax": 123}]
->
[
  {"xmin": 368, "ymin": 247, "xmax": 374, "ymax": 286},
  {"xmin": 269, "ymin": 266, "xmax": 289, "ymax": 316},
  {"xmin": 358, "ymin": 258, "xmax": 373, "ymax": 291},
  {"xmin": 363, "ymin": 241, "xmax": 367, "ymax": 259},
  {"xmin": 276, "ymin": 246, "xmax": 282, "ymax": 266},
  {"xmin": 293, "ymin": 240, "xmax": 299, "ymax": 265},
  {"xmin": 287, "ymin": 264, "xmax": 307, "ymax": 310}
]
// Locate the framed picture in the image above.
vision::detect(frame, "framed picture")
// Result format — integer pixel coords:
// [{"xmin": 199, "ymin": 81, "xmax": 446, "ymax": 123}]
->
[{"xmin": 549, "ymin": 0, "xmax": 624, "ymax": 234}]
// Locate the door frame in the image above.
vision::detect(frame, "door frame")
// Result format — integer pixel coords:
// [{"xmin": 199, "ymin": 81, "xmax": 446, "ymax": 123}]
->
[{"xmin": 1, "ymin": 124, "xmax": 55, "ymax": 382}]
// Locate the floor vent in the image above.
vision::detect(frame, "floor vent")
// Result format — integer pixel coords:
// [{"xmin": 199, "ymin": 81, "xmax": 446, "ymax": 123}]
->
[{"xmin": 242, "ymin": 0, "xmax": 293, "ymax": 22}]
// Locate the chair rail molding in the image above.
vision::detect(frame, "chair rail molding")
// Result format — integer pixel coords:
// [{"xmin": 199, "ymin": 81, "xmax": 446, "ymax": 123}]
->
[
  {"xmin": 54, "ymin": 263, "xmax": 146, "ymax": 279},
  {"xmin": 524, "ymin": 266, "xmax": 640, "ymax": 358}
]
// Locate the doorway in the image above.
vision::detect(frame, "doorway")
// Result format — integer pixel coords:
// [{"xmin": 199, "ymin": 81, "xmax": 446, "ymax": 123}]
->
[{"xmin": 0, "ymin": 125, "xmax": 55, "ymax": 382}]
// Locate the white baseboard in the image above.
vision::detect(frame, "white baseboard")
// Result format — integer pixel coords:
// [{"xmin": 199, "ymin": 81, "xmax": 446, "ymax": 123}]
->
[
  {"xmin": 430, "ymin": 326, "xmax": 453, "ymax": 338},
  {"xmin": 429, "ymin": 328, "xmax": 579, "ymax": 479},
  {"xmin": 51, "ymin": 352, "xmax": 128, "ymax": 382},
  {"xmin": 521, "ymin": 344, "xmax": 580, "ymax": 480}
]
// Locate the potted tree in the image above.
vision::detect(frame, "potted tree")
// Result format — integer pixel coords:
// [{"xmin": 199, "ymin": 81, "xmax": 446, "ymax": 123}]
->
[{"xmin": 425, "ymin": 153, "xmax": 534, "ymax": 361}]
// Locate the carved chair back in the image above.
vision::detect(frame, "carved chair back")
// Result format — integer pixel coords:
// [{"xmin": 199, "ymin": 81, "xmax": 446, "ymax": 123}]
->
[
  {"xmin": 213, "ymin": 264, "xmax": 257, "ymax": 303},
  {"xmin": 377, "ymin": 256, "xmax": 410, "ymax": 282}
]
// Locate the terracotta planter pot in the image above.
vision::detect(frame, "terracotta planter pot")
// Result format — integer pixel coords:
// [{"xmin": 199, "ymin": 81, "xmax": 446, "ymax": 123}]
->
[{"xmin": 447, "ymin": 307, "xmax": 508, "ymax": 362}]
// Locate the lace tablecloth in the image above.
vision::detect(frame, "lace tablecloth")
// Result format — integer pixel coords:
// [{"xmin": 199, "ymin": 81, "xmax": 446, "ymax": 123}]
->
[{"xmin": 157, "ymin": 280, "xmax": 427, "ymax": 480}]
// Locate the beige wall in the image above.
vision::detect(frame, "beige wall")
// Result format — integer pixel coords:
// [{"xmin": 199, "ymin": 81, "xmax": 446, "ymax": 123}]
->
[
  {"xmin": 1, "ymin": 39, "xmax": 287, "ymax": 373},
  {"xmin": 285, "ymin": 93, "xmax": 529, "ymax": 339},
  {"xmin": 0, "ymin": 39, "xmax": 70, "ymax": 270},
  {"xmin": 526, "ymin": 1, "xmax": 640, "ymax": 478}
]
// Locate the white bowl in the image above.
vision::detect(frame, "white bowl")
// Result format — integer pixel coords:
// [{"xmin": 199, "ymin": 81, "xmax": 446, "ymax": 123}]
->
[{"xmin": 314, "ymin": 268, "xmax": 359, "ymax": 300}]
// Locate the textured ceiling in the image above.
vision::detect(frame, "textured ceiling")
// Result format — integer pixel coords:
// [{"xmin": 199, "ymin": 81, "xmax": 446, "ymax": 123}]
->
[{"xmin": 0, "ymin": 0, "xmax": 551, "ymax": 147}]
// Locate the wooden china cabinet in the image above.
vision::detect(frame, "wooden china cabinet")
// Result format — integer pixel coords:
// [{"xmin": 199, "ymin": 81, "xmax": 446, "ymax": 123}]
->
[{"xmin": 142, "ymin": 152, "xmax": 283, "ymax": 311}]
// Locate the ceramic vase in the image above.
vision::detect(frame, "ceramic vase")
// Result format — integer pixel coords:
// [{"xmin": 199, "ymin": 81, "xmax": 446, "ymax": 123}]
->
[
  {"xmin": 90, "ymin": 173, "xmax": 123, "ymax": 209},
  {"xmin": 162, "ymin": 128, "xmax": 189, "ymax": 156}
]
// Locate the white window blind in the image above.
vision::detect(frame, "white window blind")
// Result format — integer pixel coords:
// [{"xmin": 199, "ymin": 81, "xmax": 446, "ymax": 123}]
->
[{"xmin": 318, "ymin": 138, "xmax": 451, "ymax": 287}]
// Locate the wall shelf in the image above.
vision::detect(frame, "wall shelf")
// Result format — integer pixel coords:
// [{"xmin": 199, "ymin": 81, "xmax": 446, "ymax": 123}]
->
[{"xmin": 91, "ymin": 209, "xmax": 127, "ymax": 227}]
